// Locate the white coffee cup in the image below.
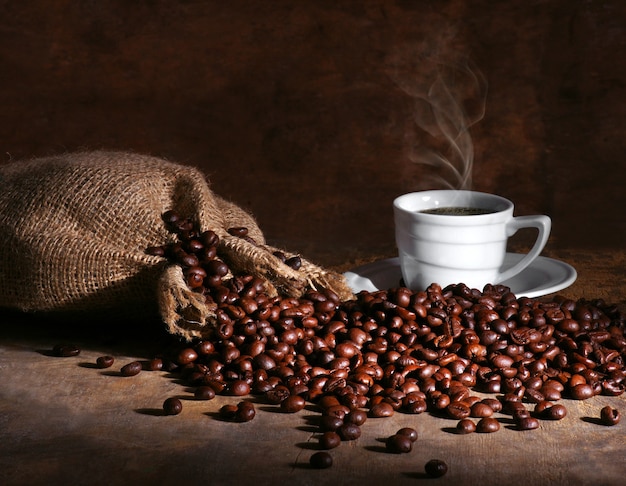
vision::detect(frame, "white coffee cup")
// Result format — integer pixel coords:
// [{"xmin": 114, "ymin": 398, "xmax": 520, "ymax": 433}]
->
[{"xmin": 393, "ymin": 190, "xmax": 551, "ymax": 290}]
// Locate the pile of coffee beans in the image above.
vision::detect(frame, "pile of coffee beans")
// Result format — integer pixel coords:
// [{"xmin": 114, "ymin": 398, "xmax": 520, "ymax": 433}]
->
[{"xmin": 56, "ymin": 210, "xmax": 624, "ymax": 473}]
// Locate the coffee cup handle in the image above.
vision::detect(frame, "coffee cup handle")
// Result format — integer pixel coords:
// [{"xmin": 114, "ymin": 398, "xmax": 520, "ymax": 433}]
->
[{"xmin": 495, "ymin": 215, "xmax": 552, "ymax": 284}]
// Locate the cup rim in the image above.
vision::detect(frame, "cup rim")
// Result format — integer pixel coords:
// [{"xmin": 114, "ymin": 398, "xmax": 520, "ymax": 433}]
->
[{"xmin": 393, "ymin": 190, "xmax": 513, "ymax": 217}]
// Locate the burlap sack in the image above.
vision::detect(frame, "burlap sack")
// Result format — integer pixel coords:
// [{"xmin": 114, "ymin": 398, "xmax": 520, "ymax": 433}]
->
[{"xmin": 0, "ymin": 151, "xmax": 354, "ymax": 339}]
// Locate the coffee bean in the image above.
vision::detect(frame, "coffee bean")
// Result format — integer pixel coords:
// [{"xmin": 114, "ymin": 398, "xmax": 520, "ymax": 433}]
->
[
  {"xmin": 177, "ymin": 347, "xmax": 198, "ymax": 365},
  {"xmin": 310, "ymin": 451, "xmax": 333, "ymax": 469},
  {"xmin": 424, "ymin": 459, "xmax": 448, "ymax": 478},
  {"xmin": 96, "ymin": 355, "xmax": 114, "ymax": 369},
  {"xmin": 318, "ymin": 415, "xmax": 344, "ymax": 432},
  {"xmin": 345, "ymin": 409, "xmax": 367, "ymax": 426},
  {"xmin": 337, "ymin": 423, "xmax": 361, "ymax": 441},
  {"xmin": 285, "ymin": 256, "xmax": 302, "ymax": 270},
  {"xmin": 120, "ymin": 361, "xmax": 142, "ymax": 377},
  {"xmin": 219, "ymin": 404, "xmax": 238, "ymax": 420},
  {"xmin": 570, "ymin": 383, "xmax": 594, "ymax": 400},
  {"xmin": 537, "ymin": 402, "xmax": 567, "ymax": 420},
  {"xmin": 145, "ymin": 358, "xmax": 164, "ymax": 371},
  {"xmin": 456, "ymin": 418, "xmax": 476, "ymax": 434},
  {"xmin": 369, "ymin": 402, "xmax": 394, "ymax": 418},
  {"xmin": 319, "ymin": 431, "xmax": 341, "ymax": 449},
  {"xmin": 396, "ymin": 427, "xmax": 418, "ymax": 442},
  {"xmin": 447, "ymin": 402, "xmax": 471, "ymax": 420},
  {"xmin": 235, "ymin": 401, "xmax": 256, "ymax": 422},
  {"xmin": 144, "ymin": 218, "xmax": 626, "ymax": 454},
  {"xmin": 385, "ymin": 434, "xmax": 412, "ymax": 453},
  {"xmin": 163, "ymin": 397, "xmax": 182, "ymax": 415},
  {"xmin": 52, "ymin": 343, "xmax": 80, "ymax": 357},
  {"xmin": 470, "ymin": 402, "xmax": 494, "ymax": 418},
  {"xmin": 476, "ymin": 417, "xmax": 500, "ymax": 433},
  {"xmin": 229, "ymin": 380, "xmax": 251, "ymax": 396},
  {"xmin": 516, "ymin": 416, "xmax": 540, "ymax": 431},
  {"xmin": 280, "ymin": 395, "xmax": 306, "ymax": 413},
  {"xmin": 194, "ymin": 386, "xmax": 216, "ymax": 400},
  {"xmin": 600, "ymin": 405, "xmax": 621, "ymax": 426}
]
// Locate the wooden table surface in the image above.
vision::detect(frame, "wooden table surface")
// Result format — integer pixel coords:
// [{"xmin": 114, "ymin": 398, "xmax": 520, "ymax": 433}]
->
[{"xmin": 1, "ymin": 248, "xmax": 624, "ymax": 486}]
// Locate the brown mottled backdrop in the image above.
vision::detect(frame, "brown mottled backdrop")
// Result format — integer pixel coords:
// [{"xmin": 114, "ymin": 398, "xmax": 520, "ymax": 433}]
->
[{"xmin": 1, "ymin": 0, "xmax": 625, "ymax": 267}]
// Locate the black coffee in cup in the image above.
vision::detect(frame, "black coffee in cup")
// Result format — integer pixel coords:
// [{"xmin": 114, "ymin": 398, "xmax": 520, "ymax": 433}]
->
[{"xmin": 420, "ymin": 206, "xmax": 497, "ymax": 216}]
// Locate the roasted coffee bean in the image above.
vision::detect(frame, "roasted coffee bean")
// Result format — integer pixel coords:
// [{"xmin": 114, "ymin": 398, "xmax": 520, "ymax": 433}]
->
[
  {"xmin": 147, "ymin": 223, "xmax": 626, "ymax": 447},
  {"xmin": 145, "ymin": 358, "xmax": 164, "ymax": 371},
  {"xmin": 396, "ymin": 427, "xmax": 418, "ymax": 442},
  {"xmin": 600, "ymin": 405, "xmax": 621, "ymax": 426},
  {"xmin": 285, "ymin": 256, "xmax": 302, "ymax": 270},
  {"xmin": 476, "ymin": 417, "xmax": 500, "ymax": 433},
  {"xmin": 456, "ymin": 418, "xmax": 476, "ymax": 434},
  {"xmin": 163, "ymin": 397, "xmax": 183, "ymax": 415},
  {"xmin": 318, "ymin": 415, "xmax": 344, "ymax": 432},
  {"xmin": 338, "ymin": 423, "xmax": 361, "ymax": 441},
  {"xmin": 570, "ymin": 383, "xmax": 594, "ymax": 400},
  {"xmin": 235, "ymin": 401, "xmax": 256, "ymax": 422},
  {"xmin": 120, "ymin": 361, "xmax": 142, "ymax": 377},
  {"xmin": 385, "ymin": 434, "xmax": 412, "ymax": 453},
  {"xmin": 424, "ymin": 459, "xmax": 448, "ymax": 478},
  {"xmin": 52, "ymin": 343, "xmax": 80, "ymax": 357},
  {"xmin": 470, "ymin": 402, "xmax": 494, "ymax": 418},
  {"xmin": 219, "ymin": 404, "xmax": 239, "ymax": 421},
  {"xmin": 177, "ymin": 347, "xmax": 198, "ymax": 365},
  {"xmin": 369, "ymin": 402, "xmax": 394, "ymax": 418},
  {"xmin": 447, "ymin": 402, "xmax": 471, "ymax": 420},
  {"xmin": 481, "ymin": 398, "xmax": 502, "ymax": 413},
  {"xmin": 227, "ymin": 226, "xmax": 248, "ymax": 238},
  {"xmin": 194, "ymin": 386, "xmax": 216, "ymax": 400},
  {"xmin": 229, "ymin": 379, "xmax": 251, "ymax": 396},
  {"xmin": 96, "ymin": 355, "xmax": 114, "ymax": 369},
  {"xmin": 537, "ymin": 402, "xmax": 568, "ymax": 420},
  {"xmin": 516, "ymin": 416, "xmax": 540, "ymax": 430},
  {"xmin": 319, "ymin": 431, "xmax": 341, "ymax": 449},
  {"xmin": 310, "ymin": 451, "xmax": 333, "ymax": 469},
  {"xmin": 345, "ymin": 409, "xmax": 367, "ymax": 426},
  {"xmin": 280, "ymin": 395, "xmax": 306, "ymax": 413}
]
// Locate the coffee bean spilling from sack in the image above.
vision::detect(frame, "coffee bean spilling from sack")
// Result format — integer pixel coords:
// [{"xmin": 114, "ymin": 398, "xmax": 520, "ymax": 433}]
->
[
  {"xmin": 0, "ymin": 151, "xmax": 354, "ymax": 339},
  {"xmin": 135, "ymin": 211, "xmax": 624, "ymax": 443}
]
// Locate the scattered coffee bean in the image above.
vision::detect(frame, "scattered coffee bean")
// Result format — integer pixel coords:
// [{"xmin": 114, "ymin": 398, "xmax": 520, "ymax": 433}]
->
[
  {"xmin": 194, "ymin": 386, "xmax": 216, "ymax": 400},
  {"xmin": 476, "ymin": 417, "xmax": 500, "ymax": 433},
  {"xmin": 96, "ymin": 355, "xmax": 114, "ymax": 369},
  {"xmin": 396, "ymin": 427, "xmax": 418, "ymax": 442},
  {"xmin": 337, "ymin": 423, "xmax": 361, "ymax": 441},
  {"xmin": 516, "ymin": 416, "xmax": 540, "ymax": 431},
  {"xmin": 235, "ymin": 401, "xmax": 256, "ymax": 422},
  {"xmin": 65, "ymin": 213, "xmax": 626, "ymax": 470},
  {"xmin": 424, "ymin": 459, "xmax": 448, "ymax": 478},
  {"xmin": 456, "ymin": 418, "xmax": 476, "ymax": 434},
  {"xmin": 319, "ymin": 431, "xmax": 341, "ymax": 450},
  {"xmin": 385, "ymin": 434, "xmax": 413, "ymax": 453},
  {"xmin": 280, "ymin": 395, "xmax": 306, "ymax": 413},
  {"xmin": 145, "ymin": 358, "xmax": 164, "ymax": 371},
  {"xmin": 52, "ymin": 343, "xmax": 80, "ymax": 357},
  {"xmin": 345, "ymin": 409, "xmax": 368, "ymax": 426},
  {"xmin": 536, "ymin": 403, "xmax": 568, "ymax": 421},
  {"xmin": 369, "ymin": 402, "xmax": 394, "ymax": 418},
  {"xmin": 120, "ymin": 361, "xmax": 142, "ymax": 377},
  {"xmin": 163, "ymin": 397, "xmax": 182, "ymax": 415},
  {"xmin": 219, "ymin": 404, "xmax": 239, "ymax": 421},
  {"xmin": 600, "ymin": 406, "xmax": 621, "ymax": 426},
  {"xmin": 310, "ymin": 451, "xmax": 333, "ymax": 469}
]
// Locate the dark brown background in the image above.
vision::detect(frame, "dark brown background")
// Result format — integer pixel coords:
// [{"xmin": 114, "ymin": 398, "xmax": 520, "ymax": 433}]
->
[
  {"xmin": 2, "ymin": 3, "xmax": 626, "ymax": 485},
  {"xmin": 2, "ymin": 0, "xmax": 625, "ymax": 270}
]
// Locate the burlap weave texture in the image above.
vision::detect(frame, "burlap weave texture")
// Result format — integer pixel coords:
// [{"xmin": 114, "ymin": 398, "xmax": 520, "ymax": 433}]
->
[{"xmin": 0, "ymin": 151, "xmax": 353, "ymax": 339}]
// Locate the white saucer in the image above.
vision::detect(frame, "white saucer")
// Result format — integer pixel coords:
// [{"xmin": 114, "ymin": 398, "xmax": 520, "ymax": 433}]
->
[{"xmin": 344, "ymin": 253, "xmax": 577, "ymax": 298}]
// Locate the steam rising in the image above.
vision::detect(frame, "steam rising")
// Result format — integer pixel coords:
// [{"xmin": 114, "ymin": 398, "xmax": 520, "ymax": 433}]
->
[{"xmin": 389, "ymin": 45, "xmax": 487, "ymax": 191}]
